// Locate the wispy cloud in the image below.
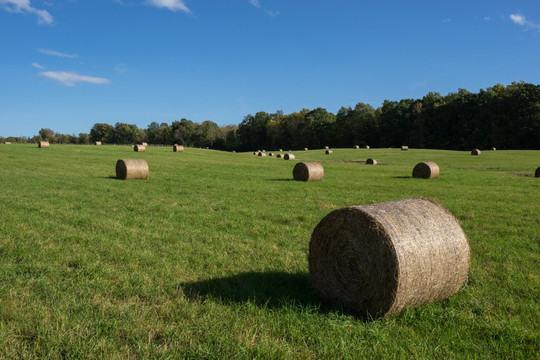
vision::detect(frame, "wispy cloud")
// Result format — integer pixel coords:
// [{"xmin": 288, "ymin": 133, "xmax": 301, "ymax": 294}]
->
[
  {"xmin": 38, "ymin": 48, "xmax": 78, "ymax": 58},
  {"xmin": 114, "ymin": 63, "xmax": 128, "ymax": 74},
  {"xmin": 145, "ymin": 0, "xmax": 191, "ymax": 13},
  {"xmin": 249, "ymin": 0, "xmax": 278, "ymax": 17},
  {"xmin": 32, "ymin": 62, "xmax": 44, "ymax": 69},
  {"xmin": 39, "ymin": 71, "xmax": 110, "ymax": 86},
  {"xmin": 0, "ymin": 0, "xmax": 54, "ymax": 24},
  {"xmin": 510, "ymin": 13, "xmax": 540, "ymax": 31}
]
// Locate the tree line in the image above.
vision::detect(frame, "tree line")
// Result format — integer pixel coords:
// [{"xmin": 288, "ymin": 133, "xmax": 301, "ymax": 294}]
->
[{"xmin": 3, "ymin": 82, "xmax": 539, "ymax": 150}]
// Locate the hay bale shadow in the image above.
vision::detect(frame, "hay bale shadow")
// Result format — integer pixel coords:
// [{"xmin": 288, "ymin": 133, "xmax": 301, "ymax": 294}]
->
[
  {"xmin": 267, "ymin": 178, "xmax": 296, "ymax": 182},
  {"xmin": 181, "ymin": 271, "xmax": 354, "ymax": 316}
]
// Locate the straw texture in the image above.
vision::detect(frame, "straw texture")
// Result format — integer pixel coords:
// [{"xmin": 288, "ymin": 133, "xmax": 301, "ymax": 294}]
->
[
  {"xmin": 284, "ymin": 154, "xmax": 295, "ymax": 160},
  {"xmin": 38, "ymin": 141, "xmax": 49, "ymax": 148},
  {"xmin": 412, "ymin": 161, "xmax": 440, "ymax": 179},
  {"xmin": 173, "ymin": 144, "xmax": 184, "ymax": 152},
  {"xmin": 134, "ymin": 145, "xmax": 146, "ymax": 152},
  {"xmin": 471, "ymin": 149, "xmax": 481, "ymax": 155},
  {"xmin": 293, "ymin": 162, "xmax": 324, "ymax": 181},
  {"xmin": 309, "ymin": 197, "xmax": 470, "ymax": 317},
  {"xmin": 116, "ymin": 159, "xmax": 149, "ymax": 180},
  {"xmin": 366, "ymin": 158, "xmax": 377, "ymax": 165},
  {"xmin": 535, "ymin": 167, "xmax": 540, "ymax": 178}
]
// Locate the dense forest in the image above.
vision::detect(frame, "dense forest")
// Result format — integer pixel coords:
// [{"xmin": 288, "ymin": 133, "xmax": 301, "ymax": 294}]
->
[{"xmin": 3, "ymin": 82, "xmax": 539, "ymax": 150}]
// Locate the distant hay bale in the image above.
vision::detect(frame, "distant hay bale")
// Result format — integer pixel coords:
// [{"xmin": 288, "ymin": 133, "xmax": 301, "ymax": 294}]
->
[
  {"xmin": 309, "ymin": 197, "xmax": 470, "ymax": 317},
  {"xmin": 364, "ymin": 145, "xmax": 370, "ymax": 149},
  {"xmin": 354, "ymin": 145, "xmax": 360, "ymax": 149},
  {"xmin": 115, "ymin": 159, "xmax": 149, "ymax": 180},
  {"xmin": 94, "ymin": 141, "xmax": 102, "ymax": 146},
  {"xmin": 258, "ymin": 152, "xmax": 267, "ymax": 157},
  {"xmin": 304, "ymin": 147, "xmax": 309, "ymax": 151},
  {"xmin": 325, "ymin": 150, "xmax": 333, "ymax": 155},
  {"xmin": 325, "ymin": 146, "xmax": 329, "ymax": 149},
  {"xmin": 471, "ymin": 149, "xmax": 481, "ymax": 156},
  {"xmin": 173, "ymin": 144, "xmax": 184, "ymax": 152},
  {"xmin": 134, "ymin": 144, "xmax": 146, "ymax": 152},
  {"xmin": 4, "ymin": 142, "xmax": 11, "ymax": 145},
  {"xmin": 279, "ymin": 149, "xmax": 283, "ymax": 152},
  {"xmin": 490, "ymin": 147, "xmax": 496, "ymax": 151},
  {"xmin": 253, "ymin": 152, "xmax": 257, "ymax": 155},
  {"xmin": 284, "ymin": 154, "xmax": 295, "ymax": 160},
  {"xmin": 412, "ymin": 161, "xmax": 440, "ymax": 179},
  {"xmin": 269, "ymin": 153, "xmax": 274, "ymax": 157},
  {"xmin": 401, "ymin": 146, "xmax": 408, "ymax": 151},
  {"xmin": 276, "ymin": 154, "xmax": 283, "ymax": 158},
  {"xmin": 262, "ymin": 150, "xmax": 266, "ymax": 153},
  {"xmin": 142, "ymin": 142, "xmax": 148, "ymax": 146},
  {"xmin": 366, "ymin": 158, "xmax": 377, "ymax": 165},
  {"xmin": 232, "ymin": 150, "xmax": 236, "ymax": 153},
  {"xmin": 38, "ymin": 141, "xmax": 49, "ymax": 148},
  {"xmin": 535, "ymin": 167, "xmax": 540, "ymax": 178},
  {"xmin": 293, "ymin": 162, "xmax": 324, "ymax": 181}
]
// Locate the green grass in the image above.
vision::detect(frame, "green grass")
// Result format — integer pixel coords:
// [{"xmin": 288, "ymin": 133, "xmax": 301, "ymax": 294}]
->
[{"xmin": 0, "ymin": 144, "xmax": 538, "ymax": 359}]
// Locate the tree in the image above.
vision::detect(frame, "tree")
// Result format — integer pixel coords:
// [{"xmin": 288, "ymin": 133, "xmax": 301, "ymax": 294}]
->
[{"xmin": 90, "ymin": 123, "xmax": 115, "ymax": 144}]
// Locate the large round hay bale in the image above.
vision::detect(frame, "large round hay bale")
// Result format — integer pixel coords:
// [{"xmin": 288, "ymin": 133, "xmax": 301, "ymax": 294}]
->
[
  {"xmin": 412, "ymin": 161, "xmax": 440, "ymax": 179},
  {"xmin": 269, "ymin": 153, "xmax": 274, "ymax": 157},
  {"xmin": 94, "ymin": 141, "xmax": 102, "ymax": 146},
  {"xmin": 258, "ymin": 152, "xmax": 267, "ymax": 157},
  {"xmin": 401, "ymin": 146, "xmax": 408, "ymax": 151},
  {"xmin": 293, "ymin": 162, "xmax": 324, "ymax": 181},
  {"xmin": 38, "ymin": 141, "xmax": 49, "ymax": 148},
  {"xmin": 116, "ymin": 159, "xmax": 149, "ymax": 180},
  {"xmin": 304, "ymin": 147, "xmax": 309, "ymax": 151},
  {"xmin": 309, "ymin": 197, "xmax": 470, "ymax": 317},
  {"xmin": 354, "ymin": 145, "xmax": 360, "ymax": 149},
  {"xmin": 471, "ymin": 149, "xmax": 481, "ymax": 156},
  {"xmin": 284, "ymin": 154, "xmax": 295, "ymax": 160},
  {"xmin": 535, "ymin": 167, "xmax": 540, "ymax": 178},
  {"xmin": 364, "ymin": 145, "xmax": 370, "ymax": 149},
  {"xmin": 325, "ymin": 150, "xmax": 333, "ymax": 155},
  {"xmin": 366, "ymin": 158, "xmax": 377, "ymax": 165},
  {"xmin": 173, "ymin": 144, "xmax": 184, "ymax": 152},
  {"xmin": 134, "ymin": 144, "xmax": 146, "ymax": 152}
]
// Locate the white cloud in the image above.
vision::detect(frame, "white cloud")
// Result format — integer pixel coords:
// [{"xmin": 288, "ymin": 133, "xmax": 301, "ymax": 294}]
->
[
  {"xmin": 39, "ymin": 71, "xmax": 110, "ymax": 86},
  {"xmin": 32, "ymin": 62, "xmax": 44, "ymax": 69},
  {"xmin": 0, "ymin": 0, "xmax": 54, "ymax": 24},
  {"xmin": 249, "ymin": 0, "xmax": 278, "ymax": 17},
  {"xmin": 38, "ymin": 48, "xmax": 78, "ymax": 58},
  {"xmin": 510, "ymin": 13, "xmax": 540, "ymax": 31},
  {"xmin": 249, "ymin": 0, "xmax": 261, "ymax": 8},
  {"xmin": 146, "ymin": 0, "xmax": 191, "ymax": 13}
]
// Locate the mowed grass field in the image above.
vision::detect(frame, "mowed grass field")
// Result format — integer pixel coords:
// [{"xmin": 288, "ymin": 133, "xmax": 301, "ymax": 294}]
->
[{"xmin": 0, "ymin": 144, "xmax": 538, "ymax": 359}]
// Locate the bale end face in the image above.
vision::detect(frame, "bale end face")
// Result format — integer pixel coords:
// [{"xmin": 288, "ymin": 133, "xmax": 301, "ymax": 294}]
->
[
  {"xmin": 366, "ymin": 158, "xmax": 377, "ymax": 165},
  {"xmin": 293, "ymin": 162, "xmax": 324, "ymax": 181},
  {"xmin": 309, "ymin": 198, "xmax": 470, "ymax": 317},
  {"xmin": 535, "ymin": 167, "xmax": 540, "ymax": 178},
  {"xmin": 412, "ymin": 161, "xmax": 440, "ymax": 179},
  {"xmin": 116, "ymin": 159, "xmax": 149, "ymax": 180}
]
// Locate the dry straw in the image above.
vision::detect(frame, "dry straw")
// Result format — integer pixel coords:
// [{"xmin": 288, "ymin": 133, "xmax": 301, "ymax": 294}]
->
[
  {"xmin": 401, "ymin": 146, "xmax": 409, "ymax": 151},
  {"xmin": 366, "ymin": 158, "xmax": 377, "ymax": 165},
  {"xmin": 4, "ymin": 142, "xmax": 11, "ymax": 145},
  {"xmin": 471, "ymin": 149, "xmax": 481, "ymax": 156},
  {"xmin": 284, "ymin": 154, "xmax": 295, "ymax": 160},
  {"xmin": 94, "ymin": 141, "xmax": 102, "ymax": 146},
  {"xmin": 173, "ymin": 144, "xmax": 184, "ymax": 152},
  {"xmin": 269, "ymin": 153, "xmax": 274, "ymax": 157},
  {"xmin": 412, "ymin": 161, "xmax": 440, "ymax": 179},
  {"xmin": 325, "ymin": 150, "xmax": 333, "ymax": 154},
  {"xmin": 258, "ymin": 152, "xmax": 267, "ymax": 157},
  {"xmin": 38, "ymin": 141, "xmax": 49, "ymax": 148},
  {"xmin": 491, "ymin": 147, "xmax": 496, "ymax": 151},
  {"xmin": 325, "ymin": 146, "xmax": 330, "ymax": 149},
  {"xmin": 535, "ymin": 167, "xmax": 540, "ymax": 178},
  {"xmin": 364, "ymin": 145, "xmax": 370, "ymax": 149},
  {"xmin": 142, "ymin": 142, "xmax": 148, "ymax": 146},
  {"xmin": 304, "ymin": 147, "xmax": 309, "ymax": 151},
  {"xmin": 116, "ymin": 159, "xmax": 149, "ymax": 180},
  {"xmin": 354, "ymin": 145, "xmax": 360, "ymax": 149},
  {"xmin": 309, "ymin": 197, "xmax": 470, "ymax": 317},
  {"xmin": 293, "ymin": 162, "xmax": 324, "ymax": 181},
  {"xmin": 134, "ymin": 144, "xmax": 146, "ymax": 152}
]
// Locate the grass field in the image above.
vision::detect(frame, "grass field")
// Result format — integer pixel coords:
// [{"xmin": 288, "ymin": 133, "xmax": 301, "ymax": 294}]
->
[{"xmin": 0, "ymin": 144, "xmax": 538, "ymax": 359}]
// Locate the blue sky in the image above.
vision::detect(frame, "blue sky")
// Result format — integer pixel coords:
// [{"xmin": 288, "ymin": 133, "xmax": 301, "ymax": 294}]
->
[{"xmin": 1, "ymin": 0, "xmax": 539, "ymax": 137}]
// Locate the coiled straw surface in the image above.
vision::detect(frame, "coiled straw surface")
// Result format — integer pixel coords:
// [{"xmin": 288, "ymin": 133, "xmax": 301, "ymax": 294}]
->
[
  {"xmin": 116, "ymin": 159, "xmax": 149, "ymax": 180},
  {"xmin": 293, "ymin": 162, "xmax": 324, "ymax": 181},
  {"xmin": 309, "ymin": 197, "xmax": 470, "ymax": 317},
  {"xmin": 412, "ymin": 161, "xmax": 439, "ymax": 179}
]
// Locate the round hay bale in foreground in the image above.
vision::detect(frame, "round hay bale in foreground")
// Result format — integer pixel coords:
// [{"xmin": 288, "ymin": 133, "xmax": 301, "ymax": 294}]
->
[
  {"xmin": 258, "ymin": 152, "xmax": 267, "ymax": 157},
  {"xmin": 535, "ymin": 167, "xmax": 540, "ymax": 178},
  {"xmin": 293, "ymin": 162, "xmax": 324, "ymax": 181},
  {"xmin": 366, "ymin": 158, "xmax": 377, "ymax": 165},
  {"xmin": 309, "ymin": 197, "xmax": 470, "ymax": 317},
  {"xmin": 116, "ymin": 159, "xmax": 149, "ymax": 180},
  {"xmin": 471, "ymin": 149, "xmax": 481, "ymax": 156},
  {"xmin": 38, "ymin": 141, "xmax": 49, "ymax": 148},
  {"xmin": 325, "ymin": 150, "xmax": 333, "ymax": 155},
  {"xmin": 94, "ymin": 141, "xmax": 102, "ymax": 146},
  {"xmin": 284, "ymin": 154, "xmax": 295, "ymax": 160},
  {"xmin": 412, "ymin": 161, "xmax": 439, "ymax": 179},
  {"xmin": 173, "ymin": 144, "xmax": 184, "ymax": 152},
  {"xmin": 134, "ymin": 144, "xmax": 146, "ymax": 152},
  {"xmin": 401, "ymin": 146, "xmax": 408, "ymax": 151}
]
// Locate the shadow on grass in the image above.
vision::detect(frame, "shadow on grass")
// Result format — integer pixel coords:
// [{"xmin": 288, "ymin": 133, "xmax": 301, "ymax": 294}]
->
[
  {"xmin": 266, "ymin": 178, "xmax": 295, "ymax": 182},
  {"xmin": 181, "ymin": 271, "xmax": 353, "ymax": 316}
]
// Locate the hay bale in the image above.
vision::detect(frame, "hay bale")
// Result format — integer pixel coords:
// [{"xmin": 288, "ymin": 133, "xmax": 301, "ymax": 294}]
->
[
  {"xmin": 309, "ymin": 197, "xmax": 470, "ymax": 317},
  {"xmin": 293, "ymin": 162, "xmax": 324, "ymax": 181},
  {"xmin": 4, "ymin": 142, "xmax": 11, "ymax": 144},
  {"xmin": 279, "ymin": 149, "xmax": 283, "ymax": 152},
  {"xmin": 490, "ymin": 147, "xmax": 496, "ymax": 151},
  {"xmin": 269, "ymin": 153, "xmax": 274, "ymax": 157},
  {"xmin": 325, "ymin": 150, "xmax": 333, "ymax": 155},
  {"xmin": 38, "ymin": 141, "xmax": 49, "ymax": 148},
  {"xmin": 134, "ymin": 144, "xmax": 146, "ymax": 152},
  {"xmin": 366, "ymin": 158, "xmax": 377, "ymax": 165},
  {"xmin": 354, "ymin": 145, "xmax": 360, "ymax": 149},
  {"xmin": 535, "ymin": 167, "xmax": 540, "ymax": 178},
  {"xmin": 116, "ymin": 159, "xmax": 149, "ymax": 180},
  {"xmin": 471, "ymin": 149, "xmax": 481, "ymax": 156},
  {"xmin": 412, "ymin": 161, "xmax": 440, "ymax": 179},
  {"xmin": 258, "ymin": 152, "xmax": 267, "ymax": 157},
  {"xmin": 325, "ymin": 146, "xmax": 329, "ymax": 149},
  {"xmin": 364, "ymin": 145, "xmax": 370, "ymax": 149},
  {"xmin": 276, "ymin": 154, "xmax": 283, "ymax": 158},
  {"xmin": 142, "ymin": 142, "xmax": 148, "ymax": 146},
  {"xmin": 94, "ymin": 141, "xmax": 102, "ymax": 146},
  {"xmin": 304, "ymin": 147, "xmax": 309, "ymax": 151},
  {"xmin": 401, "ymin": 146, "xmax": 408, "ymax": 151},
  {"xmin": 284, "ymin": 154, "xmax": 295, "ymax": 160},
  {"xmin": 173, "ymin": 144, "xmax": 184, "ymax": 152},
  {"xmin": 253, "ymin": 152, "xmax": 257, "ymax": 155},
  {"xmin": 262, "ymin": 150, "xmax": 266, "ymax": 153}
]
